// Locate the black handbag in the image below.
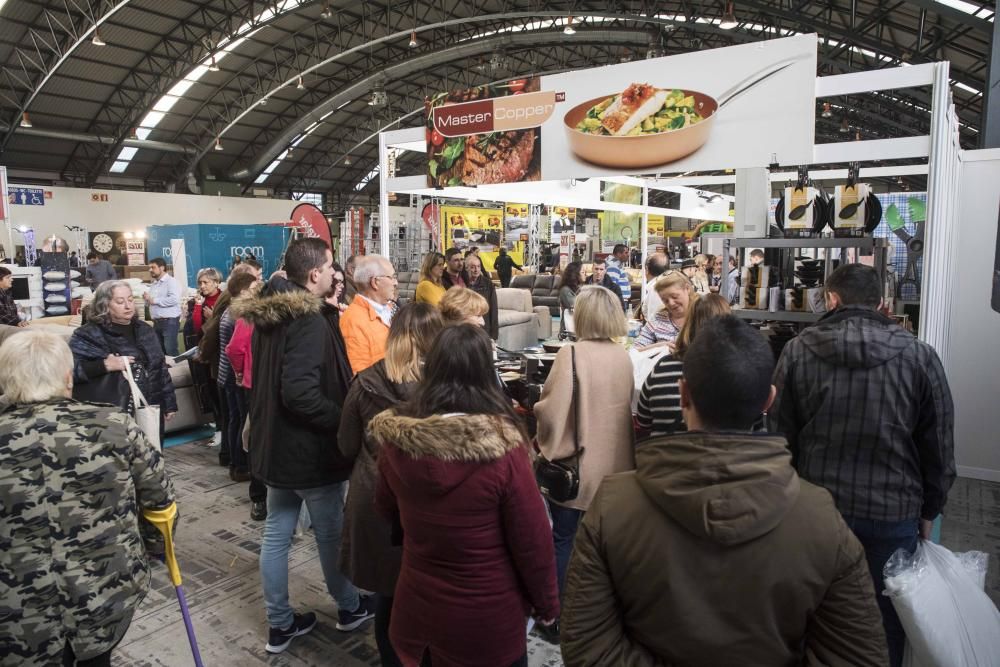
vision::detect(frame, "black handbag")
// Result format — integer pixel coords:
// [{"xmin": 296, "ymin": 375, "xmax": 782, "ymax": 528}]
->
[{"xmin": 535, "ymin": 346, "xmax": 584, "ymax": 503}]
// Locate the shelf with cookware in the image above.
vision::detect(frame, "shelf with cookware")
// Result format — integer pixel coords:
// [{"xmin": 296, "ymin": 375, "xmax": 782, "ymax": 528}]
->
[{"xmin": 721, "ymin": 160, "xmax": 891, "ymax": 325}]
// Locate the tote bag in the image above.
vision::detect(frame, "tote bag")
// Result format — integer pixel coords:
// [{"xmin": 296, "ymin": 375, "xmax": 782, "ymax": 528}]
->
[{"xmin": 122, "ymin": 357, "xmax": 162, "ymax": 450}]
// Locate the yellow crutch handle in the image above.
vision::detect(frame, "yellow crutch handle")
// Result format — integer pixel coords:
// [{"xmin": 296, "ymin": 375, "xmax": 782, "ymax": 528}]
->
[{"xmin": 142, "ymin": 503, "xmax": 181, "ymax": 586}]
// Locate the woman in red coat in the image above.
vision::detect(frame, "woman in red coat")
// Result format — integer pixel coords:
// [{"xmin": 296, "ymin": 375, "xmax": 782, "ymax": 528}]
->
[{"xmin": 372, "ymin": 324, "xmax": 559, "ymax": 667}]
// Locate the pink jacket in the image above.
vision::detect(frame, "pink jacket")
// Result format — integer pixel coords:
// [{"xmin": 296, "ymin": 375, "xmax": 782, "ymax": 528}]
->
[{"xmin": 225, "ymin": 318, "xmax": 254, "ymax": 389}]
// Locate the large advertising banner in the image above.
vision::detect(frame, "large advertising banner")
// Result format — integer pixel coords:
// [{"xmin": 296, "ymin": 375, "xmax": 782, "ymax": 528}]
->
[
  {"xmin": 426, "ymin": 78, "xmax": 543, "ymax": 187},
  {"xmin": 440, "ymin": 205, "xmax": 524, "ymax": 271},
  {"xmin": 425, "ymin": 35, "xmax": 816, "ymax": 185}
]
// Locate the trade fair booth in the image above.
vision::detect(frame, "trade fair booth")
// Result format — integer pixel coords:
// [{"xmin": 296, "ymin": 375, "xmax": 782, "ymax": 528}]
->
[{"xmin": 368, "ymin": 34, "xmax": 998, "ymax": 482}]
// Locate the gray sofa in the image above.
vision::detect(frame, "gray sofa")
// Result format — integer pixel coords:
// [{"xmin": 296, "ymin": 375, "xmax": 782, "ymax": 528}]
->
[{"xmin": 510, "ymin": 273, "xmax": 562, "ymax": 316}]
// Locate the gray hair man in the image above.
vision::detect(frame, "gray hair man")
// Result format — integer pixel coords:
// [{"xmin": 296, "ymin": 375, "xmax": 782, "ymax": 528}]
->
[{"xmin": 340, "ymin": 255, "xmax": 397, "ymax": 374}]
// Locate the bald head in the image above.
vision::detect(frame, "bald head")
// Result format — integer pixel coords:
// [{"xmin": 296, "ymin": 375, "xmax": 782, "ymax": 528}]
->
[{"xmin": 646, "ymin": 252, "xmax": 668, "ymax": 280}]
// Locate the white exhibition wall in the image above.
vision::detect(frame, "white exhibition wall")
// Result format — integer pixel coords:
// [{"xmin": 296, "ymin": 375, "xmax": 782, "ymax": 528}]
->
[
  {"xmin": 948, "ymin": 149, "xmax": 1000, "ymax": 481},
  {"xmin": 4, "ymin": 185, "xmax": 295, "ymax": 244}
]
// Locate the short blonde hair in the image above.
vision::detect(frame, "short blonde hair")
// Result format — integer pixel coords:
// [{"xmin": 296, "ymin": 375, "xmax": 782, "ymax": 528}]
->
[
  {"xmin": 197, "ymin": 267, "xmax": 222, "ymax": 283},
  {"xmin": 439, "ymin": 288, "xmax": 488, "ymax": 323},
  {"xmin": 574, "ymin": 285, "xmax": 627, "ymax": 340},
  {"xmin": 655, "ymin": 271, "xmax": 697, "ymax": 314},
  {"xmin": 0, "ymin": 329, "xmax": 74, "ymax": 403},
  {"xmin": 654, "ymin": 271, "xmax": 693, "ymax": 296}
]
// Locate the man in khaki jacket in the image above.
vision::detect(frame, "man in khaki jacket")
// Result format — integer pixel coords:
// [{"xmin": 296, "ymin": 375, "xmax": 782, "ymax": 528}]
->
[{"xmin": 561, "ymin": 315, "xmax": 888, "ymax": 666}]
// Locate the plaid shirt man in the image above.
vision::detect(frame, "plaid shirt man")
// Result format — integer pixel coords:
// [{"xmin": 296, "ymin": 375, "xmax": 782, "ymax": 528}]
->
[{"xmin": 771, "ymin": 305, "xmax": 955, "ymax": 523}]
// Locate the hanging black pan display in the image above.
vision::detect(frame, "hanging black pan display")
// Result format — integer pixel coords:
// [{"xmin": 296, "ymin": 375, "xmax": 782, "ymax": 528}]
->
[{"xmin": 774, "ymin": 185, "xmax": 833, "ymax": 234}]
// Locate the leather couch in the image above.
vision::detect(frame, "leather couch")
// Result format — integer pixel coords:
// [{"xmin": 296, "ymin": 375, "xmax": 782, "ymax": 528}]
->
[{"xmin": 510, "ymin": 273, "xmax": 563, "ymax": 317}]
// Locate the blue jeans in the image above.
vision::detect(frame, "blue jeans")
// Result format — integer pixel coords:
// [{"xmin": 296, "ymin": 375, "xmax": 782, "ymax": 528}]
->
[
  {"xmin": 548, "ymin": 499, "xmax": 583, "ymax": 597},
  {"xmin": 844, "ymin": 517, "xmax": 919, "ymax": 667},
  {"xmin": 260, "ymin": 482, "xmax": 359, "ymax": 629},
  {"xmin": 152, "ymin": 317, "xmax": 179, "ymax": 356}
]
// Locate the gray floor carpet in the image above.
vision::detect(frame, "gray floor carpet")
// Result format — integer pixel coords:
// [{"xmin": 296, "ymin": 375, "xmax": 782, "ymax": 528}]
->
[{"xmin": 114, "ymin": 439, "xmax": 1000, "ymax": 666}]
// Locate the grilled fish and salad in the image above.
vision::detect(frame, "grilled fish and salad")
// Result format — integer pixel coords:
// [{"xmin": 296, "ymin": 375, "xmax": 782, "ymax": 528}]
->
[{"xmin": 575, "ymin": 83, "xmax": 706, "ymax": 136}]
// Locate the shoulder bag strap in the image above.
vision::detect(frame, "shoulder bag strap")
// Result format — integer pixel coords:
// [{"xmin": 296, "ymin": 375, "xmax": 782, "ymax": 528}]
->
[
  {"xmin": 122, "ymin": 357, "xmax": 151, "ymax": 409},
  {"xmin": 571, "ymin": 345, "xmax": 580, "ymax": 458}
]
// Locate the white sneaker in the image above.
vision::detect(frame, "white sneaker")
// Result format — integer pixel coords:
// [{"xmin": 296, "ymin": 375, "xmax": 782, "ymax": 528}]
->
[{"xmin": 209, "ymin": 431, "xmax": 222, "ymax": 448}]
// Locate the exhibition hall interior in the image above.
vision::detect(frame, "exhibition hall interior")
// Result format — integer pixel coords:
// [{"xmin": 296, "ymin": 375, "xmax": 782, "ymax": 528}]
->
[{"xmin": 1, "ymin": 1, "xmax": 999, "ymax": 666}]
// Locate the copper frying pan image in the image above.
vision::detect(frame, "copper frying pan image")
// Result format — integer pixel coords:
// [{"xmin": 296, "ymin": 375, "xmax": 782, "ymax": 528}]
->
[{"xmin": 562, "ymin": 56, "xmax": 806, "ymax": 170}]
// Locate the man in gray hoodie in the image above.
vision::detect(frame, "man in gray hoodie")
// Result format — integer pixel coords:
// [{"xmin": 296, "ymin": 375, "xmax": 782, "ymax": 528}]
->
[{"xmin": 771, "ymin": 263, "xmax": 955, "ymax": 667}]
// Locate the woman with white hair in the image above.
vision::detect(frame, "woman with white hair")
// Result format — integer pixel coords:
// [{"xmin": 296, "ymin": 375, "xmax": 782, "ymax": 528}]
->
[
  {"xmin": 0, "ymin": 329, "xmax": 175, "ymax": 666},
  {"xmin": 69, "ymin": 280, "xmax": 177, "ymax": 430}
]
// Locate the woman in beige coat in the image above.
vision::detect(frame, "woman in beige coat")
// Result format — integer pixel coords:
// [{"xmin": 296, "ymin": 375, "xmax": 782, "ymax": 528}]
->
[{"xmin": 535, "ymin": 285, "xmax": 635, "ymax": 601}]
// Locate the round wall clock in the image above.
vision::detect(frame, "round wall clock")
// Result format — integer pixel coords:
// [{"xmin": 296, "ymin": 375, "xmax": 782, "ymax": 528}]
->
[{"xmin": 92, "ymin": 233, "xmax": 114, "ymax": 254}]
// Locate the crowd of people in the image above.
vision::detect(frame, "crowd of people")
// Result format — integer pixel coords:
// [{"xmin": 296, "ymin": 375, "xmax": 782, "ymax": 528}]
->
[{"xmin": 0, "ymin": 237, "xmax": 955, "ymax": 667}]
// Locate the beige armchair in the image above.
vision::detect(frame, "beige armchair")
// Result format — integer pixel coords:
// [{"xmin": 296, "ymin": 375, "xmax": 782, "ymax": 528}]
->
[{"xmin": 496, "ymin": 288, "xmax": 550, "ymax": 350}]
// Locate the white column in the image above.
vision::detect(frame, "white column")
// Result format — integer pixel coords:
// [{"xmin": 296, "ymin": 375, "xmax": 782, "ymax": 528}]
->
[
  {"xmin": 921, "ymin": 61, "xmax": 962, "ymax": 370},
  {"xmin": 378, "ymin": 131, "xmax": 390, "ymax": 258}
]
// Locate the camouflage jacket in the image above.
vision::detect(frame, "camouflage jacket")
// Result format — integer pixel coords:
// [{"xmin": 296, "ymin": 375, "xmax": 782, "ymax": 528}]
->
[{"xmin": 0, "ymin": 399, "xmax": 175, "ymax": 665}]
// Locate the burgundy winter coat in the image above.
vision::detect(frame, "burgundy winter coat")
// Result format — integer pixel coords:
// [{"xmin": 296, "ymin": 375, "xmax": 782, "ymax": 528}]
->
[{"xmin": 371, "ymin": 411, "xmax": 559, "ymax": 667}]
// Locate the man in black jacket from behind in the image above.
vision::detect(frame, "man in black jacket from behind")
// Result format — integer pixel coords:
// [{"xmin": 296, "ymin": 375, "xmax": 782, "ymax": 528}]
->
[
  {"xmin": 243, "ymin": 238, "xmax": 374, "ymax": 655},
  {"xmin": 771, "ymin": 263, "xmax": 955, "ymax": 667}
]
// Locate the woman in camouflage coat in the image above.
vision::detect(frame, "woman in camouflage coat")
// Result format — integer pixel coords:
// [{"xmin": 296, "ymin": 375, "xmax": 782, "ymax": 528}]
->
[{"xmin": 0, "ymin": 330, "xmax": 175, "ymax": 666}]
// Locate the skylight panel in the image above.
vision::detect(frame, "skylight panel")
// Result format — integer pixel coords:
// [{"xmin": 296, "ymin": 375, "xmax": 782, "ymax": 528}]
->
[
  {"xmin": 110, "ymin": 161, "xmax": 129, "ymax": 173},
  {"xmin": 169, "ymin": 80, "xmax": 195, "ymax": 97},
  {"xmin": 153, "ymin": 96, "xmax": 179, "ymax": 113},
  {"xmin": 355, "ymin": 165, "xmax": 379, "ymax": 191},
  {"xmin": 139, "ymin": 111, "xmax": 165, "ymax": 127}
]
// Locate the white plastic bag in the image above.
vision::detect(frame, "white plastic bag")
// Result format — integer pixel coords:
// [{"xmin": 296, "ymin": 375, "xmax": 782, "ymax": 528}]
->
[
  {"xmin": 883, "ymin": 539, "xmax": 1000, "ymax": 667},
  {"xmin": 628, "ymin": 346, "xmax": 669, "ymax": 412}
]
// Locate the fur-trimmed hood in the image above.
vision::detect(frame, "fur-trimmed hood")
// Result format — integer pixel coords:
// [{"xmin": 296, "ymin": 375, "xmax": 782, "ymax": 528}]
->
[
  {"xmin": 235, "ymin": 286, "xmax": 322, "ymax": 331},
  {"xmin": 369, "ymin": 410, "xmax": 525, "ymax": 497}
]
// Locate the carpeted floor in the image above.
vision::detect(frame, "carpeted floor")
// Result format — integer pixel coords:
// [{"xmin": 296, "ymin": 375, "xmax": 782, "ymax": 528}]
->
[
  {"xmin": 114, "ymin": 437, "xmax": 1000, "ymax": 666},
  {"xmin": 113, "ymin": 438, "xmax": 564, "ymax": 666}
]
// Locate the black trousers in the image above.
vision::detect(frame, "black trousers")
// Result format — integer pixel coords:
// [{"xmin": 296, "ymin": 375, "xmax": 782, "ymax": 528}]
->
[
  {"xmin": 374, "ymin": 594, "xmax": 402, "ymax": 667},
  {"xmin": 241, "ymin": 387, "xmax": 267, "ymax": 503}
]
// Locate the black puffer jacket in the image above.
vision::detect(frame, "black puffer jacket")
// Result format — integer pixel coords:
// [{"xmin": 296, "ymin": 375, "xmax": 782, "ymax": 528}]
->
[
  {"xmin": 69, "ymin": 318, "xmax": 178, "ymax": 414},
  {"xmin": 242, "ymin": 281, "xmax": 352, "ymax": 489}
]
